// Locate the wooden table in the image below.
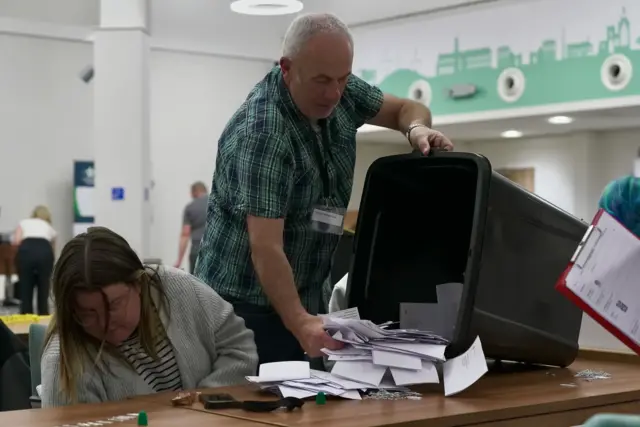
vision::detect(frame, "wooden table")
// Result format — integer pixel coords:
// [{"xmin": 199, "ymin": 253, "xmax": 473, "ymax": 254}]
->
[
  {"xmin": 4, "ymin": 354, "xmax": 639, "ymax": 427},
  {"xmin": 0, "ymin": 397, "xmax": 261, "ymax": 427},
  {"xmin": 141, "ymin": 356, "xmax": 640, "ymax": 427}
]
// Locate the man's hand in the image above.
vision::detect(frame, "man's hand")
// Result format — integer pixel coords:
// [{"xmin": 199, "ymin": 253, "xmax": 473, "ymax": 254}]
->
[
  {"xmin": 173, "ymin": 261, "xmax": 182, "ymax": 269},
  {"xmin": 291, "ymin": 315, "xmax": 344, "ymax": 358},
  {"xmin": 409, "ymin": 126, "xmax": 454, "ymax": 155}
]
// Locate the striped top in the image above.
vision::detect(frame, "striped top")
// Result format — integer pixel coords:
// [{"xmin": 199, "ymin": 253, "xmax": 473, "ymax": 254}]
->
[{"xmin": 117, "ymin": 327, "xmax": 183, "ymax": 393}]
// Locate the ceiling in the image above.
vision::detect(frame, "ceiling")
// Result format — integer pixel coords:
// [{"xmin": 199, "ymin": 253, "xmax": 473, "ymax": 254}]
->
[
  {"xmin": 0, "ymin": 0, "xmax": 491, "ymax": 58},
  {"xmin": 358, "ymin": 106, "xmax": 640, "ymax": 144}
]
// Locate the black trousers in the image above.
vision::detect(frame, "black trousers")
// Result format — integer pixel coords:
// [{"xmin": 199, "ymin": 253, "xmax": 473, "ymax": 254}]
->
[
  {"xmin": 16, "ymin": 238, "xmax": 54, "ymax": 315},
  {"xmin": 189, "ymin": 251, "xmax": 198, "ymax": 275},
  {"xmin": 230, "ymin": 301, "xmax": 326, "ymax": 371}
]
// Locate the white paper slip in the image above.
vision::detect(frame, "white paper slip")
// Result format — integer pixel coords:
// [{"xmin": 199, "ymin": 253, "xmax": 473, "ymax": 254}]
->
[
  {"xmin": 372, "ymin": 342, "xmax": 447, "ymax": 361},
  {"xmin": 288, "ymin": 378, "xmax": 327, "ymax": 385},
  {"xmin": 278, "ymin": 385, "xmax": 317, "ymax": 399},
  {"xmin": 331, "ymin": 360, "xmax": 387, "ymax": 387},
  {"xmin": 322, "ymin": 347, "xmax": 370, "ymax": 357},
  {"xmin": 311, "ymin": 369, "xmax": 375, "ymax": 390},
  {"xmin": 390, "ymin": 361, "xmax": 440, "ymax": 386},
  {"xmin": 282, "ymin": 381, "xmax": 346, "ymax": 396},
  {"xmin": 323, "ymin": 317, "xmax": 389, "ymax": 339},
  {"xmin": 340, "ymin": 390, "xmax": 363, "ymax": 400},
  {"xmin": 256, "ymin": 361, "xmax": 310, "ymax": 382},
  {"xmin": 321, "ymin": 307, "xmax": 361, "ymax": 320},
  {"xmin": 372, "ymin": 349, "xmax": 422, "ymax": 370},
  {"xmin": 328, "ymin": 354, "xmax": 372, "ymax": 361},
  {"xmin": 442, "ymin": 336, "xmax": 488, "ymax": 396}
]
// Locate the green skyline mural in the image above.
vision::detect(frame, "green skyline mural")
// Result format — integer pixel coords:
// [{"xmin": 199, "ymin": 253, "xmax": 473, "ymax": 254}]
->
[{"xmin": 358, "ymin": 9, "xmax": 639, "ymax": 115}]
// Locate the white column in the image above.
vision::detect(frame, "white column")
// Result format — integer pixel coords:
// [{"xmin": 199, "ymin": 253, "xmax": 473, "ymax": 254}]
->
[{"xmin": 93, "ymin": 0, "xmax": 151, "ymax": 257}]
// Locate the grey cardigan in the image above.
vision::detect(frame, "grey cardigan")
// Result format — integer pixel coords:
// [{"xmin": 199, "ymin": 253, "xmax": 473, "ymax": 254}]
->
[{"xmin": 41, "ymin": 266, "xmax": 258, "ymax": 407}]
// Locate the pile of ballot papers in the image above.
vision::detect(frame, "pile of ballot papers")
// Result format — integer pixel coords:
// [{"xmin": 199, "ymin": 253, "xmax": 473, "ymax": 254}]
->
[{"xmin": 245, "ymin": 308, "xmax": 489, "ymax": 399}]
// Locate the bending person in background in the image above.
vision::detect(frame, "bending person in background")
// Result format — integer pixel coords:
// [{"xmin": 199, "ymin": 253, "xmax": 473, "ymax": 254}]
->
[
  {"xmin": 195, "ymin": 13, "xmax": 453, "ymax": 365},
  {"xmin": 174, "ymin": 181, "xmax": 208, "ymax": 273},
  {"xmin": 40, "ymin": 226, "xmax": 257, "ymax": 407},
  {"xmin": 13, "ymin": 205, "xmax": 56, "ymax": 315}
]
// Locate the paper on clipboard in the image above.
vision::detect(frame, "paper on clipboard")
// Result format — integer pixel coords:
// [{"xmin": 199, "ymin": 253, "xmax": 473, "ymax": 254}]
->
[{"xmin": 563, "ymin": 210, "xmax": 640, "ymax": 349}]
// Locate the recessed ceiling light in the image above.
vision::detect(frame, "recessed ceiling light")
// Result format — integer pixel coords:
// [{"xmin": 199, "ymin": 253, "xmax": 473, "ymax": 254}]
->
[
  {"xmin": 230, "ymin": 0, "xmax": 303, "ymax": 16},
  {"xmin": 501, "ymin": 130, "xmax": 523, "ymax": 138},
  {"xmin": 547, "ymin": 115, "xmax": 574, "ymax": 125}
]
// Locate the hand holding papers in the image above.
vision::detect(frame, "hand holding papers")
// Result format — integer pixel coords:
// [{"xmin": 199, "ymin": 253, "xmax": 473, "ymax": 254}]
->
[
  {"xmin": 323, "ymin": 310, "xmax": 487, "ymax": 395},
  {"xmin": 245, "ymin": 309, "xmax": 489, "ymax": 400}
]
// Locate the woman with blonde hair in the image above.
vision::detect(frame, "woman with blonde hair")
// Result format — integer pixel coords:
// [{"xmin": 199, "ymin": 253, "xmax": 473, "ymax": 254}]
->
[
  {"xmin": 13, "ymin": 205, "xmax": 57, "ymax": 314},
  {"xmin": 40, "ymin": 226, "xmax": 257, "ymax": 407}
]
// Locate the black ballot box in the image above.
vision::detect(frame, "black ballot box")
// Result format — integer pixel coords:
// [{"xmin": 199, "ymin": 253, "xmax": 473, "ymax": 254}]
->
[{"xmin": 345, "ymin": 150, "xmax": 587, "ymax": 368}]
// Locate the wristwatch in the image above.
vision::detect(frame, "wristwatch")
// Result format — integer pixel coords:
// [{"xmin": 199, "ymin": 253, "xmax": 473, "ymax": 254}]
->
[{"xmin": 405, "ymin": 123, "xmax": 430, "ymax": 142}]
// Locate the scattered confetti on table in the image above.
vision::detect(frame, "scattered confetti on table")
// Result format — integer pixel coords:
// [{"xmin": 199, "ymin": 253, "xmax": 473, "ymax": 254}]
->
[
  {"xmin": 51, "ymin": 413, "xmax": 139, "ymax": 426},
  {"xmin": 574, "ymin": 369, "xmax": 612, "ymax": 381}
]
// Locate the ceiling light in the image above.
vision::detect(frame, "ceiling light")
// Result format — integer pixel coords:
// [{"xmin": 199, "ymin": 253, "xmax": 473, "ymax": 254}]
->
[
  {"xmin": 547, "ymin": 115, "xmax": 574, "ymax": 125},
  {"xmin": 230, "ymin": 0, "xmax": 303, "ymax": 16},
  {"xmin": 501, "ymin": 130, "xmax": 523, "ymax": 139}
]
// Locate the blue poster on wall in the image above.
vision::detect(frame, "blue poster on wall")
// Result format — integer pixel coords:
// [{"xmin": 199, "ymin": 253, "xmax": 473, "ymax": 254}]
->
[{"xmin": 73, "ymin": 160, "xmax": 95, "ymax": 235}]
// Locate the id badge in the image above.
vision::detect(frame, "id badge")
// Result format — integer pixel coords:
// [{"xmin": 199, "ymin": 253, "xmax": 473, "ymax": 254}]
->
[{"xmin": 311, "ymin": 206, "xmax": 345, "ymax": 235}]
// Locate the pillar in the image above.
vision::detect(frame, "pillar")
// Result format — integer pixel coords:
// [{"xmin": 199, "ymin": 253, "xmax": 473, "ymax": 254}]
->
[{"xmin": 93, "ymin": 0, "xmax": 151, "ymax": 257}]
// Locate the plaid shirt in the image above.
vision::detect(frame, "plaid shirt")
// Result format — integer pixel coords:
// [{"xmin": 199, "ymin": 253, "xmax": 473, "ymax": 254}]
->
[{"xmin": 194, "ymin": 67, "xmax": 384, "ymax": 314}]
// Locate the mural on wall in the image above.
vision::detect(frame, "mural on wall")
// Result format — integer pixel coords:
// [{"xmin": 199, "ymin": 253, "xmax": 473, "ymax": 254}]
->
[{"xmin": 354, "ymin": 0, "xmax": 640, "ymax": 116}]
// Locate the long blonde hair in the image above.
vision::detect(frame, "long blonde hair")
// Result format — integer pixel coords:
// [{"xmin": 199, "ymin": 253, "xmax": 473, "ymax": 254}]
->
[
  {"xmin": 32, "ymin": 205, "xmax": 52, "ymax": 224},
  {"xmin": 43, "ymin": 227, "xmax": 169, "ymax": 403}
]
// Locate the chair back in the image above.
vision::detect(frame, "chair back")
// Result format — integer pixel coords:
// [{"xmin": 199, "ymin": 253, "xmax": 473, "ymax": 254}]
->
[{"xmin": 28, "ymin": 323, "xmax": 47, "ymax": 396}]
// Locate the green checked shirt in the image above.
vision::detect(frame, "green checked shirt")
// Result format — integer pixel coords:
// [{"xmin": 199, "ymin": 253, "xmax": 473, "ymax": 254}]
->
[{"xmin": 194, "ymin": 67, "xmax": 384, "ymax": 314}]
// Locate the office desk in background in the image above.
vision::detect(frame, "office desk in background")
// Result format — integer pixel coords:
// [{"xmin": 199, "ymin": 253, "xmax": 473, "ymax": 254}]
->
[{"xmin": 0, "ymin": 243, "xmax": 16, "ymax": 277}]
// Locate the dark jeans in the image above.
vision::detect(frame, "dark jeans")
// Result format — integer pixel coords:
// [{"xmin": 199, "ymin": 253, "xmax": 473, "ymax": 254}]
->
[
  {"xmin": 16, "ymin": 238, "xmax": 54, "ymax": 315},
  {"xmin": 230, "ymin": 301, "xmax": 326, "ymax": 371}
]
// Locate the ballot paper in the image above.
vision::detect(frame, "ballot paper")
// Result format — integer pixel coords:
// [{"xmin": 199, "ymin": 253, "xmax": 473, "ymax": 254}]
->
[
  {"xmin": 442, "ymin": 336, "xmax": 488, "ymax": 396},
  {"xmin": 245, "ymin": 311, "xmax": 488, "ymax": 400}
]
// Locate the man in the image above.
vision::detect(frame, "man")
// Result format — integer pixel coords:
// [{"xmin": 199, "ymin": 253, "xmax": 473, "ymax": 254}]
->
[
  {"xmin": 196, "ymin": 13, "xmax": 454, "ymax": 364},
  {"xmin": 174, "ymin": 181, "xmax": 208, "ymax": 274}
]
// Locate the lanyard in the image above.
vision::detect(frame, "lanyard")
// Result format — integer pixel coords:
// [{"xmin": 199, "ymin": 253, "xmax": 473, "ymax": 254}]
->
[{"xmin": 311, "ymin": 125, "xmax": 331, "ymax": 201}]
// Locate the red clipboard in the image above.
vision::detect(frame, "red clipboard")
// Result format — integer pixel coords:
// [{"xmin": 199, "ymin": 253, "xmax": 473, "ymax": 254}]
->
[{"xmin": 555, "ymin": 208, "xmax": 640, "ymax": 356}]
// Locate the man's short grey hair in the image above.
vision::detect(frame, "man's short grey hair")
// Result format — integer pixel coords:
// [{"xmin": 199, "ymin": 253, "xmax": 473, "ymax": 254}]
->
[{"xmin": 282, "ymin": 13, "xmax": 353, "ymax": 58}]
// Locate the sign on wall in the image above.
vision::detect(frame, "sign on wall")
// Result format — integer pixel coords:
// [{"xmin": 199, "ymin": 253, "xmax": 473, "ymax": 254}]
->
[
  {"xmin": 73, "ymin": 160, "xmax": 95, "ymax": 236},
  {"xmin": 354, "ymin": 0, "xmax": 640, "ymax": 117}
]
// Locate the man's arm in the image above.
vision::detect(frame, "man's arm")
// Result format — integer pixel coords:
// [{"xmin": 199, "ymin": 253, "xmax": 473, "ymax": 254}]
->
[
  {"xmin": 237, "ymin": 132, "xmax": 307, "ymax": 328},
  {"xmin": 247, "ymin": 216, "xmax": 307, "ymax": 329},
  {"xmin": 346, "ymin": 75, "xmax": 451, "ymax": 154},
  {"xmin": 174, "ymin": 209, "xmax": 192, "ymax": 268},
  {"xmin": 368, "ymin": 93, "xmax": 432, "ymax": 133}
]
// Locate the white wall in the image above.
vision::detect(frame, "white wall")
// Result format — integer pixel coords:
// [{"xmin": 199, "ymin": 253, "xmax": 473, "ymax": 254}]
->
[
  {"xmin": 149, "ymin": 51, "xmax": 270, "ymax": 265},
  {"xmin": 0, "ymin": 34, "xmax": 271, "ymax": 266},
  {"xmin": 0, "ymin": 35, "xmax": 93, "ymax": 245}
]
